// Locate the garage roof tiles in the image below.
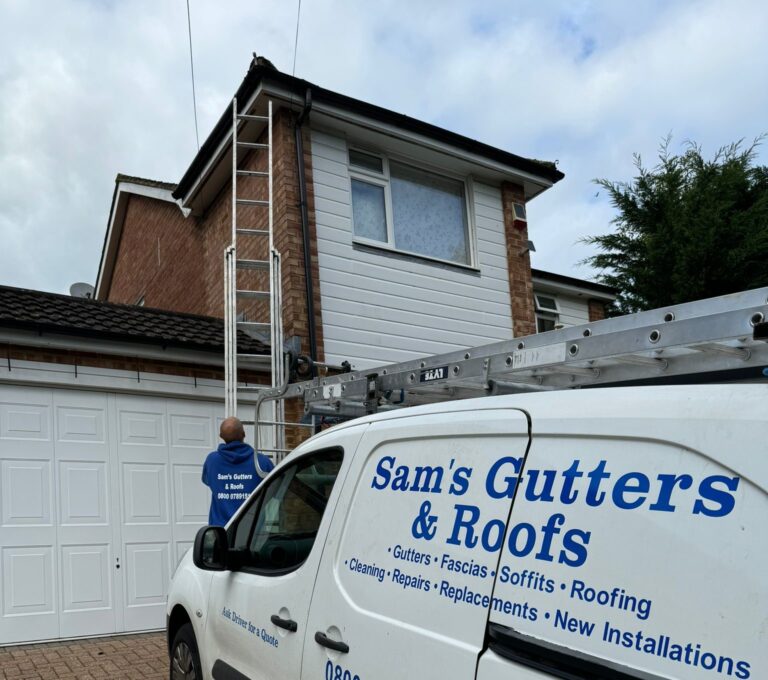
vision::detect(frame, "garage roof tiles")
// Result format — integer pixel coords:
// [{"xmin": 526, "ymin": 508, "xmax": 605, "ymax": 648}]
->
[{"xmin": 0, "ymin": 285, "xmax": 268, "ymax": 354}]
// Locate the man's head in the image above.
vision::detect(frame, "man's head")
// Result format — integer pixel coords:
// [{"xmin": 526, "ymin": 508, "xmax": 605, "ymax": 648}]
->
[{"xmin": 220, "ymin": 417, "xmax": 246, "ymax": 444}]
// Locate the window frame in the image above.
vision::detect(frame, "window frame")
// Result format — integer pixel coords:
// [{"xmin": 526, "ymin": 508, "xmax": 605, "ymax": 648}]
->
[
  {"xmin": 534, "ymin": 293, "xmax": 560, "ymax": 314},
  {"xmin": 348, "ymin": 146, "xmax": 478, "ymax": 270},
  {"xmin": 534, "ymin": 293, "xmax": 560, "ymax": 333},
  {"xmin": 226, "ymin": 447, "xmax": 345, "ymax": 578},
  {"xmin": 536, "ymin": 313, "xmax": 558, "ymax": 333}
]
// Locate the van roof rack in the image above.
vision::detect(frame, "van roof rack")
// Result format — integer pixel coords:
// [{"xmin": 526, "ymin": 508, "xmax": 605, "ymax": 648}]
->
[{"xmin": 257, "ymin": 287, "xmax": 768, "ymax": 424}]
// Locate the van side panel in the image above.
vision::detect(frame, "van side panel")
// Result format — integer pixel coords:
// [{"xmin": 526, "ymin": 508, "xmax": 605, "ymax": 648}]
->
[{"xmin": 480, "ymin": 430, "xmax": 767, "ymax": 680}]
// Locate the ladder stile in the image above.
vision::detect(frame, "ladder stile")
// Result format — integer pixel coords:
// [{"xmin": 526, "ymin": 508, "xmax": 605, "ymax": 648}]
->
[{"xmin": 223, "ymin": 97, "xmax": 289, "ymax": 457}]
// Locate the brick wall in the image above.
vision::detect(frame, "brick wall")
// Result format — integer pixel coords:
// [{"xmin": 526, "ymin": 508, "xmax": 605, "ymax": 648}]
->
[
  {"xmin": 108, "ymin": 195, "xmax": 205, "ymax": 314},
  {"xmin": 107, "ymin": 109, "xmax": 324, "ymax": 366},
  {"xmin": 104, "ymin": 108, "xmax": 325, "ymax": 448},
  {"xmin": 501, "ymin": 182, "xmax": 537, "ymax": 338},
  {"xmin": 588, "ymin": 299, "xmax": 608, "ymax": 322}
]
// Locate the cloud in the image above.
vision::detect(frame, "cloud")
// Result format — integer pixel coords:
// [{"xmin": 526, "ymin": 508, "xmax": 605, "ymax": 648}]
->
[{"xmin": 0, "ymin": 0, "xmax": 766, "ymax": 293}]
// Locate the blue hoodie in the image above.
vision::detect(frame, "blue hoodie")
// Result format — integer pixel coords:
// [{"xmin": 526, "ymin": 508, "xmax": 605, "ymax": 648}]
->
[{"xmin": 201, "ymin": 441, "xmax": 274, "ymax": 526}]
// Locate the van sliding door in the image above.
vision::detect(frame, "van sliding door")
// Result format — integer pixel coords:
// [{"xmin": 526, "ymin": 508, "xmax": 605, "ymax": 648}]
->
[{"xmin": 477, "ymin": 409, "xmax": 768, "ymax": 680}]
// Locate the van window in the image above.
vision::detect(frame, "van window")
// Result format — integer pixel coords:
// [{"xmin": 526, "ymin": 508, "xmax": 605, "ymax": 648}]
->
[
  {"xmin": 229, "ymin": 449, "xmax": 343, "ymax": 574},
  {"xmin": 483, "ymin": 436, "xmax": 767, "ymax": 679}
]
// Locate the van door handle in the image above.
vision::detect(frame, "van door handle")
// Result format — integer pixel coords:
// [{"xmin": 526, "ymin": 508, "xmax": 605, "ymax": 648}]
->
[
  {"xmin": 270, "ymin": 614, "xmax": 298, "ymax": 632},
  {"xmin": 314, "ymin": 631, "xmax": 349, "ymax": 654}
]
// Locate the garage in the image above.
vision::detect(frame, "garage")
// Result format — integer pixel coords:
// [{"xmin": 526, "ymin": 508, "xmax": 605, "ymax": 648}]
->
[
  {"xmin": 0, "ymin": 285, "xmax": 269, "ymax": 644},
  {"xmin": 0, "ymin": 385, "xmax": 221, "ymax": 644}
]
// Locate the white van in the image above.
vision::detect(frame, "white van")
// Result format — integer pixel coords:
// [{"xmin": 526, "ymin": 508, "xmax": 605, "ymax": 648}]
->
[{"xmin": 166, "ymin": 385, "xmax": 767, "ymax": 680}]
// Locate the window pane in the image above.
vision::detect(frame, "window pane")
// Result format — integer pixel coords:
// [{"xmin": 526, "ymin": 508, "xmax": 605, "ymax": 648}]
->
[
  {"xmin": 349, "ymin": 149, "xmax": 383, "ymax": 173},
  {"xmin": 243, "ymin": 449, "xmax": 343, "ymax": 572},
  {"xmin": 351, "ymin": 179, "xmax": 387, "ymax": 242},
  {"xmin": 535, "ymin": 295, "xmax": 558, "ymax": 312},
  {"xmin": 537, "ymin": 314, "xmax": 557, "ymax": 333},
  {"xmin": 390, "ymin": 162, "xmax": 469, "ymax": 264}
]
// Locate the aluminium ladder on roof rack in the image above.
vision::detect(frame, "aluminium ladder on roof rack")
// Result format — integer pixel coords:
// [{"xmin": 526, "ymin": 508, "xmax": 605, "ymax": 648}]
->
[
  {"xmin": 255, "ymin": 287, "xmax": 768, "ymax": 421},
  {"xmin": 223, "ymin": 98, "xmax": 311, "ymax": 460}
]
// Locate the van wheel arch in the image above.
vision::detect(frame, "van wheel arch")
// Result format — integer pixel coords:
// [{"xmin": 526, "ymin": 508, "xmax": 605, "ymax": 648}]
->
[{"xmin": 167, "ymin": 605, "xmax": 192, "ymax": 655}]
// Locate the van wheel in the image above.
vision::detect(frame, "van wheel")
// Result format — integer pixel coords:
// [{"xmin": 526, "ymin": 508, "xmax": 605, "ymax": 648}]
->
[{"xmin": 170, "ymin": 622, "xmax": 202, "ymax": 680}]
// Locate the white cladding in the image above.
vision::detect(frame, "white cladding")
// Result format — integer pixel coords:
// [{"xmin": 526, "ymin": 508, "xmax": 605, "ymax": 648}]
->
[
  {"xmin": 0, "ymin": 383, "xmax": 222, "ymax": 644},
  {"xmin": 311, "ymin": 129, "xmax": 514, "ymax": 370}
]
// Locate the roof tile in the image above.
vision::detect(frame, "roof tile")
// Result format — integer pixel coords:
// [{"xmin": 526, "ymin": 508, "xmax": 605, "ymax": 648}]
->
[{"xmin": 0, "ymin": 285, "xmax": 268, "ymax": 355}]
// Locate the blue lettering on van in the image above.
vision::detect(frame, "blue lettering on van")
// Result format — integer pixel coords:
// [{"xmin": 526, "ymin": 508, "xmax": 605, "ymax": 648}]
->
[
  {"xmin": 325, "ymin": 660, "xmax": 360, "ymax": 680},
  {"xmin": 370, "ymin": 455, "xmax": 741, "ymax": 569},
  {"xmin": 598, "ymin": 622, "xmax": 751, "ymax": 678},
  {"xmin": 220, "ymin": 608, "xmax": 278, "ymax": 648}
]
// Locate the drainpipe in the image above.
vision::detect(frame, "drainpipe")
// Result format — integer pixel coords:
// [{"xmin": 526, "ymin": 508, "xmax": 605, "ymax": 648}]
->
[{"xmin": 295, "ymin": 87, "xmax": 318, "ymax": 376}]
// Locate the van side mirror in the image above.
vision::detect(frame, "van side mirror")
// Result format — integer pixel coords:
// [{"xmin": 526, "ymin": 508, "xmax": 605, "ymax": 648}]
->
[{"xmin": 193, "ymin": 526, "xmax": 229, "ymax": 571}]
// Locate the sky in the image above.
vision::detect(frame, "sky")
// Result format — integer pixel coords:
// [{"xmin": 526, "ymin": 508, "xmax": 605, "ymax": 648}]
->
[{"xmin": 0, "ymin": 0, "xmax": 766, "ymax": 295}]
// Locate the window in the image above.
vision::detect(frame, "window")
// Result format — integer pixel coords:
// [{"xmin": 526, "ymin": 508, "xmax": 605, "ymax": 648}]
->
[
  {"xmin": 229, "ymin": 449, "xmax": 343, "ymax": 574},
  {"xmin": 534, "ymin": 293, "xmax": 560, "ymax": 333},
  {"xmin": 348, "ymin": 149, "xmax": 472, "ymax": 266}
]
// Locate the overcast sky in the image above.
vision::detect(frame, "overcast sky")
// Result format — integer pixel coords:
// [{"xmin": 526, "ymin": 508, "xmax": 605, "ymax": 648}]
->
[{"xmin": 1, "ymin": 0, "xmax": 766, "ymax": 295}]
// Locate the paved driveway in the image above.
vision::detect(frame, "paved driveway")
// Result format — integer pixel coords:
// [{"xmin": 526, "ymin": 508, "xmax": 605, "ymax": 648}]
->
[{"xmin": 0, "ymin": 632, "xmax": 166, "ymax": 679}]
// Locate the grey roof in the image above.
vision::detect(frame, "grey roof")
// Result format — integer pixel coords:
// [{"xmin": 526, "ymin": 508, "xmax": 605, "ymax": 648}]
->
[{"xmin": 531, "ymin": 268, "xmax": 616, "ymax": 297}]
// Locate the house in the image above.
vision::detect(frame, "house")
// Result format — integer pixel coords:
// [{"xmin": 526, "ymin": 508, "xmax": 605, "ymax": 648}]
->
[
  {"xmin": 96, "ymin": 55, "xmax": 612, "ymax": 373},
  {"xmin": 0, "ymin": 55, "xmax": 613, "ymax": 645}
]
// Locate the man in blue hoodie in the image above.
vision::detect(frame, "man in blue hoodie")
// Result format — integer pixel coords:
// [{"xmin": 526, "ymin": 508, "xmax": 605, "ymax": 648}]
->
[{"xmin": 202, "ymin": 417, "xmax": 274, "ymax": 526}]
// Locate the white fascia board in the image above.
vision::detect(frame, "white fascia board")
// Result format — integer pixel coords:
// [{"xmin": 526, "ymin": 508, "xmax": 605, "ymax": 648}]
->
[
  {"xmin": 95, "ymin": 181, "xmax": 188, "ymax": 298},
  {"xmin": 179, "ymin": 85, "xmax": 265, "ymax": 209},
  {"xmin": 310, "ymin": 105, "xmax": 552, "ymax": 194},
  {"xmin": 179, "ymin": 81, "xmax": 555, "ymax": 211},
  {"xmin": 0, "ymin": 328, "xmax": 270, "ymax": 371},
  {"xmin": 0, "ymin": 357, "xmax": 265, "ymax": 403},
  {"xmin": 532, "ymin": 276, "xmax": 616, "ymax": 302},
  {"xmin": 258, "ymin": 83, "xmax": 554, "ymax": 197}
]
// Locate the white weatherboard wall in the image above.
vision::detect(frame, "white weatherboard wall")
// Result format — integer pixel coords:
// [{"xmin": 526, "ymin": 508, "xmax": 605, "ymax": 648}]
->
[
  {"xmin": 551, "ymin": 294, "xmax": 591, "ymax": 327},
  {"xmin": 311, "ymin": 129, "xmax": 514, "ymax": 370}
]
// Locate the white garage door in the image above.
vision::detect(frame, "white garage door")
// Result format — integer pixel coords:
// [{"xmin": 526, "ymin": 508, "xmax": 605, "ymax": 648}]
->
[{"xmin": 0, "ymin": 385, "xmax": 223, "ymax": 644}]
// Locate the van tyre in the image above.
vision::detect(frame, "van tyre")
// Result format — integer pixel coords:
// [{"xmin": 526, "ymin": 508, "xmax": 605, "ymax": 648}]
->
[{"xmin": 170, "ymin": 622, "xmax": 202, "ymax": 680}]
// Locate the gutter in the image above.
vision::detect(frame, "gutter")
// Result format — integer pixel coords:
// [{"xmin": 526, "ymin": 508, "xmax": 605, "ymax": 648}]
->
[
  {"xmin": 295, "ymin": 87, "xmax": 319, "ymax": 373},
  {"xmin": 0, "ymin": 328, "xmax": 270, "ymax": 370},
  {"xmin": 172, "ymin": 65, "xmax": 564, "ymax": 203}
]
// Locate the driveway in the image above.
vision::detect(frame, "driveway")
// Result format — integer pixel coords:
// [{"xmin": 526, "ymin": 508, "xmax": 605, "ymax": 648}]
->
[{"xmin": 0, "ymin": 632, "xmax": 166, "ymax": 679}]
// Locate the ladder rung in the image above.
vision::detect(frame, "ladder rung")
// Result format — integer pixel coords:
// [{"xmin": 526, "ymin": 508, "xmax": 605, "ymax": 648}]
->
[
  {"xmin": 236, "ymin": 199, "xmax": 269, "ymax": 207},
  {"xmin": 240, "ymin": 420, "xmax": 314, "ymax": 428},
  {"xmin": 237, "ymin": 142, "xmax": 269, "ymax": 149},
  {"xmin": 691, "ymin": 343, "xmax": 750, "ymax": 360},
  {"xmin": 236, "ymin": 259, "xmax": 269, "ymax": 271},
  {"xmin": 236, "ymin": 228, "xmax": 269, "ymax": 236},
  {"xmin": 236, "ymin": 170, "xmax": 269, "ymax": 177},
  {"xmin": 237, "ymin": 321, "xmax": 270, "ymax": 333},
  {"xmin": 236, "ymin": 290, "xmax": 269, "ymax": 300},
  {"xmin": 613, "ymin": 355, "xmax": 669, "ymax": 369},
  {"xmin": 237, "ymin": 114, "xmax": 269, "ymax": 122},
  {"xmin": 237, "ymin": 353, "xmax": 268, "ymax": 360}
]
